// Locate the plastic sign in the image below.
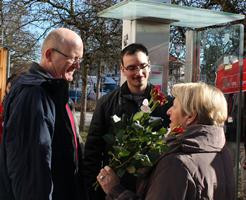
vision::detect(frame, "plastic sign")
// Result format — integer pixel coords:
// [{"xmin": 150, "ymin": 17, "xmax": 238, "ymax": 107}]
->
[{"xmin": 215, "ymin": 58, "xmax": 246, "ymax": 94}]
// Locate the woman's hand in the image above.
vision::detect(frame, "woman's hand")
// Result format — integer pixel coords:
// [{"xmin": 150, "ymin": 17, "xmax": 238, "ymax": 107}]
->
[{"xmin": 97, "ymin": 166, "xmax": 120, "ymax": 194}]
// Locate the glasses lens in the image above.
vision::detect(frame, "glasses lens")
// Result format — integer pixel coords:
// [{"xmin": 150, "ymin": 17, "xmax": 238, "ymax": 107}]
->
[
  {"xmin": 53, "ymin": 48, "xmax": 83, "ymax": 65},
  {"xmin": 140, "ymin": 64, "xmax": 149, "ymax": 69},
  {"xmin": 126, "ymin": 63, "xmax": 149, "ymax": 71},
  {"xmin": 126, "ymin": 65, "xmax": 137, "ymax": 71}
]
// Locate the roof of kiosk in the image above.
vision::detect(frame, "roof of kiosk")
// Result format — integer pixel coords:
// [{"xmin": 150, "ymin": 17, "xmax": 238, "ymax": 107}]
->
[{"xmin": 98, "ymin": 0, "xmax": 245, "ymax": 29}]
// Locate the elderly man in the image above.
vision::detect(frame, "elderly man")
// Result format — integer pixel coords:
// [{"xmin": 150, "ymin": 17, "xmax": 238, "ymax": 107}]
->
[{"xmin": 0, "ymin": 28, "xmax": 87, "ymax": 200}]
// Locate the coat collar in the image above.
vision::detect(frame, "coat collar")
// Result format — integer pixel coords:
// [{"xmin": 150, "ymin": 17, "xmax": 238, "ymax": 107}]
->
[
  {"xmin": 166, "ymin": 124, "xmax": 226, "ymax": 153},
  {"xmin": 120, "ymin": 81, "xmax": 153, "ymax": 98},
  {"xmin": 11, "ymin": 62, "xmax": 69, "ymax": 104}
]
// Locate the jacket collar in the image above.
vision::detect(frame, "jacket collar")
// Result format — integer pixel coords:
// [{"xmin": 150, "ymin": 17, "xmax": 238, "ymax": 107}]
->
[
  {"xmin": 166, "ymin": 124, "xmax": 226, "ymax": 153},
  {"xmin": 29, "ymin": 62, "xmax": 54, "ymax": 79},
  {"xmin": 120, "ymin": 81, "xmax": 152, "ymax": 98},
  {"xmin": 11, "ymin": 62, "xmax": 69, "ymax": 104},
  {"xmin": 17, "ymin": 62, "xmax": 68, "ymax": 87}
]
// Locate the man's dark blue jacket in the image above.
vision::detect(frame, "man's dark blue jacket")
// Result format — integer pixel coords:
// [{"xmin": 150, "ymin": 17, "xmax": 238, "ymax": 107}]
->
[{"xmin": 0, "ymin": 63, "xmax": 86, "ymax": 200}]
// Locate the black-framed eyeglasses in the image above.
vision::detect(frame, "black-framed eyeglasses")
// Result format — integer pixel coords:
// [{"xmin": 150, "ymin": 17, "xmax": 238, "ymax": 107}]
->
[
  {"xmin": 124, "ymin": 63, "xmax": 150, "ymax": 72},
  {"xmin": 52, "ymin": 48, "xmax": 83, "ymax": 64}
]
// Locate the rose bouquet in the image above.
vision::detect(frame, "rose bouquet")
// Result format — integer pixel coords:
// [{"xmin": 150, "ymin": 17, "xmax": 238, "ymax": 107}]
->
[{"xmin": 103, "ymin": 86, "xmax": 169, "ymax": 178}]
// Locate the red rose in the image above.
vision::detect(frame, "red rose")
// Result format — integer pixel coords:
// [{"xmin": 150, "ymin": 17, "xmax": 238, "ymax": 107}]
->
[
  {"xmin": 151, "ymin": 86, "xmax": 160, "ymax": 98},
  {"xmin": 151, "ymin": 86, "xmax": 167, "ymax": 106},
  {"xmin": 172, "ymin": 127, "xmax": 184, "ymax": 134}
]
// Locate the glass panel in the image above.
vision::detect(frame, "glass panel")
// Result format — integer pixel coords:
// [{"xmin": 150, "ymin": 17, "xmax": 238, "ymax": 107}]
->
[
  {"xmin": 98, "ymin": 0, "xmax": 244, "ymax": 28},
  {"xmin": 199, "ymin": 24, "xmax": 245, "ymax": 199}
]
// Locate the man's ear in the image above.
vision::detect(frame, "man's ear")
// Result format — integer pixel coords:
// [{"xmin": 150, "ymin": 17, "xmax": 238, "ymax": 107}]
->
[
  {"xmin": 45, "ymin": 48, "xmax": 53, "ymax": 62},
  {"xmin": 121, "ymin": 65, "xmax": 125, "ymax": 73}
]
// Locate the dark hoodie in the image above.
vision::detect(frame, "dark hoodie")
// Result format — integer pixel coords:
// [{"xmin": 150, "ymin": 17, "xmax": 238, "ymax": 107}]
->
[
  {"xmin": 106, "ymin": 124, "xmax": 235, "ymax": 200},
  {"xmin": 0, "ymin": 63, "xmax": 86, "ymax": 200}
]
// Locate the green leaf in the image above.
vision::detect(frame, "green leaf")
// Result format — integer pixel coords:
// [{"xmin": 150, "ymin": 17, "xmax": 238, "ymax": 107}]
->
[
  {"xmin": 157, "ymin": 127, "xmax": 167, "ymax": 135},
  {"xmin": 129, "ymin": 137, "xmax": 140, "ymax": 142},
  {"xmin": 118, "ymin": 149, "xmax": 130, "ymax": 157},
  {"xmin": 133, "ymin": 111, "xmax": 144, "ymax": 121},
  {"xmin": 134, "ymin": 153, "xmax": 144, "ymax": 160},
  {"xmin": 138, "ymin": 136, "xmax": 149, "ymax": 142},
  {"xmin": 142, "ymin": 112, "xmax": 150, "ymax": 120},
  {"xmin": 146, "ymin": 126, "xmax": 152, "ymax": 132},
  {"xmin": 148, "ymin": 118, "xmax": 163, "ymax": 128},
  {"xmin": 156, "ymin": 140, "xmax": 164, "ymax": 145}
]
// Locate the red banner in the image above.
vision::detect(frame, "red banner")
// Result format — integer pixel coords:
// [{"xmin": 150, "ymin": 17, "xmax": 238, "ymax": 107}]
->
[{"xmin": 215, "ymin": 59, "xmax": 246, "ymax": 94}]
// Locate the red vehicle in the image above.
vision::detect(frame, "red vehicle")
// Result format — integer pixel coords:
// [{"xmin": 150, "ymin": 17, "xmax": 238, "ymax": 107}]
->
[
  {"xmin": 216, "ymin": 58, "xmax": 246, "ymax": 169},
  {"xmin": 216, "ymin": 58, "xmax": 246, "ymax": 94}
]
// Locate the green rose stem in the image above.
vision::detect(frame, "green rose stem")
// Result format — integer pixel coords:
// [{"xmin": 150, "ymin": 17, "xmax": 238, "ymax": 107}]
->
[
  {"xmin": 148, "ymin": 97, "xmax": 153, "ymax": 106},
  {"xmin": 112, "ymin": 154, "xmax": 135, "ymax": 170},
  {"xmin": 150, "ymin": 101, "xmax": 160, "ymax": 112}
]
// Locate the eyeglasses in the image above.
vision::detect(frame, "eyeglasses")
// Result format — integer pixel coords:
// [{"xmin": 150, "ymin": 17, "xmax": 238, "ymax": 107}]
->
[
  {"xmin": 124, "ymin": 63, "xmax": 150, "ymax": 72},
  {"xmin": 52, "ymin": 48, "xmax": 83, "ymax": 65}
]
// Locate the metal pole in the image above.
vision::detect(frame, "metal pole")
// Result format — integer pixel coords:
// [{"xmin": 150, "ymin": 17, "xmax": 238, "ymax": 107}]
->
[
  {"xmin": 185, "ymin": 30, "xmax": 200, "ymax": 82},
  {"xmin": 235, "ymin": 23, "xmax": 244, "ymax": 199}
]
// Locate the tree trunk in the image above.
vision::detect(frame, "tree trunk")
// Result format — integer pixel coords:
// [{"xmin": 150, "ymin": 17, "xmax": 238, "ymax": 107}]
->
[
  {"xmin": 79, "ymin": 64, "xmax": 88, "ymax": 132},
  {"xmin": 96, "ymin": 61, "xmax": 102, "ymax": 101}
]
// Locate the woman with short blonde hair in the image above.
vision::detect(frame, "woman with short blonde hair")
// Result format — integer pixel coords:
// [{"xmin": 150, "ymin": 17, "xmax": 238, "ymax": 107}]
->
[
  {"xmin": 97, "ymin": 82, "xmax": 235, "ymax": 200},
  {"xmin": 171, "ymin": 82, "xmax": 227, "ymax": 126}
]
